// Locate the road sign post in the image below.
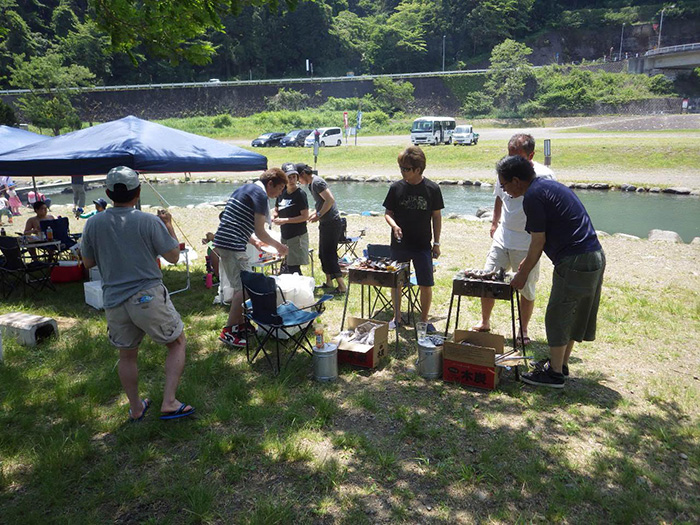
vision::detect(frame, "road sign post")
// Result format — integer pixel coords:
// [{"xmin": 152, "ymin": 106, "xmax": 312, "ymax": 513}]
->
[{"xmin": 544, "ymin": 139, "xmax": 552, "ymax": 166}]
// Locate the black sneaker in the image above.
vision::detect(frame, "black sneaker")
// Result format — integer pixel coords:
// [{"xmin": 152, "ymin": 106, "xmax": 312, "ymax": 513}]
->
[
  {"xmin": 533, "ymin": 358, "xmax": 569, "ymax": 377},
  {"xmin": 521, "ymin": 368, "xmax": 565, "ymax": 389}
]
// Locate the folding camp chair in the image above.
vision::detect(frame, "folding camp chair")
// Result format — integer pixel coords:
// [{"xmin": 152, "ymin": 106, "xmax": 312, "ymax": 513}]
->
[
  {"xmin": 241, "ymin": 270, "xmax": 332, "ymax": 374},
  {"xmin": 338, "ymin": 218, "xmax": 366, "ymax": 261},
  {"xmin": 40, "ymin": 217, "xmax": 79, "ymax": 260},
  {"xmin": 0, "ymin": 236, "xmax": 57, "ymax": 299}
]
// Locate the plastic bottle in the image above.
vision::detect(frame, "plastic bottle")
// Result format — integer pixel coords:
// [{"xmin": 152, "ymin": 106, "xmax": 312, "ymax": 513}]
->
[
  {"xmin": 205, "ymin": 272, "xmax": 213, "ymax": 289},
  {"xmin": 46, "ymin": 226, "xmax": 53, "ymax": 241},
  {"xmin": 314, "ymin": 318, "xmax": 325, "ymax": 349}
]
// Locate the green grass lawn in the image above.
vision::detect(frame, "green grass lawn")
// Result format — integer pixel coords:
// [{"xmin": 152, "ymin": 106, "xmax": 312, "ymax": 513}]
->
[
  {"xmin": 1, "ymin": 214, "xmax": 698, "ymax": 523},
  {"xmin": 257, "ymin": 136, "xmax": 700, "ymax": 175}
]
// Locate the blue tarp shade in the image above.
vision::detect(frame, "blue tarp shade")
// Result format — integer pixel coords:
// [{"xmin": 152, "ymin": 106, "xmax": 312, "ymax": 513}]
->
[
  {"xmin": 0, "ymin": 115, "xmax": 267, "ymax": 176},
  {"xmin": 0, "ymin": 125, "xmax": 48, "ymax": 154}
]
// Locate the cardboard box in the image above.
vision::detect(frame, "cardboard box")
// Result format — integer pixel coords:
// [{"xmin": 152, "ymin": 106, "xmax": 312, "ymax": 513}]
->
[
  {"xmin": 333, "ymin": 317, "xmax": 389, "ymax": 369},
  {"xmin": 443, "ymin": 330, "xmax": 504, "ymax": 390},
  {"xmin": 84, "ymin": 280, "xmax": 104, "ymax": 310}
]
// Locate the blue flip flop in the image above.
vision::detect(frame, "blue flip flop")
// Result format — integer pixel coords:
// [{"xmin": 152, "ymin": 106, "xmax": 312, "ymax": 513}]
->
[
  {"xmin": 129, "ymin": 399, "xmax": 151, "ymax": 423},
  {"xmin": 159, "ymin": 403, "xmax": 195, "ymax": 421}
]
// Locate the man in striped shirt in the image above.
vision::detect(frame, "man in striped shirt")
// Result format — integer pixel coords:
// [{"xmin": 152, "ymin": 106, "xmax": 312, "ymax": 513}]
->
[{"xmin": 216, "ymin": 169, "xmax": 289, "ymax": 347}]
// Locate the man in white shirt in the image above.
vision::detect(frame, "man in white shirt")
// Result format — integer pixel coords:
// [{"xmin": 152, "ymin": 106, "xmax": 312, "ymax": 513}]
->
[{"xmin": 472, "ymin": 134, "xmax": 555, "ymax": 344}]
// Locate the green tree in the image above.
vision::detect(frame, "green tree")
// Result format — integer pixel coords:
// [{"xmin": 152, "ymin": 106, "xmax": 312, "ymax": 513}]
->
[
  {"xmin": 373, "ymin": 77, "xmax": 414, "ymax": 114},
  {"xmin": 0, "ymin": 99, "xmax": 17, "ymax": 126},
  {"xmin": 89, "ymin": 0, "xmax": 306, "ymax": 65},
  {"xmin": 484, "ymin": 39, "xmax": 534, "ymax": 113},
  {"xmin": 9, "ymin": 52, "xmax": 94, "ymax": 135}
]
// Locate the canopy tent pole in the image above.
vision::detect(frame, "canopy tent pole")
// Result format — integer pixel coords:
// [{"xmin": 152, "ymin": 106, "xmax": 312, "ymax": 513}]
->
[{"xmin": 32, "ymin": 176, "xmax": 38, "ymax": 195}]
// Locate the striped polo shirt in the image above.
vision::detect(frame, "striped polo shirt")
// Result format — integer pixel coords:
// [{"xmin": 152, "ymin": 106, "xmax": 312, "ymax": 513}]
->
[{"xmin": 214, "ymin": 183, "xmax": 270, "ymax": 252}]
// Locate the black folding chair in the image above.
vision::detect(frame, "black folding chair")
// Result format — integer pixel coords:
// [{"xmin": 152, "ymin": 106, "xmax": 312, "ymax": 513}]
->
[
  {"xmin": 338, "ymin": 218, "xmax": 366, "ymax": 261},
  {"xmin": 40, "ymin": 217, "xmax": 79, "ymax": 260},
  {"xmin": 0, "ymin": 236, "xmax": 57, "ymax": 299},
  {"xmin": 241, "ymin": 270, "xmax": 332, "ymax": 374}
]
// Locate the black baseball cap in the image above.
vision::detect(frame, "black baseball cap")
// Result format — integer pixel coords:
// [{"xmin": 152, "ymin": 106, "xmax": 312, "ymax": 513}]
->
[
  {"xmin": 295, "ymin": 163, "xmax": 313, "ymax": 174},
  {"xmin": 93, "ymin": 198, "xmax": 108, "ymax": 209}
]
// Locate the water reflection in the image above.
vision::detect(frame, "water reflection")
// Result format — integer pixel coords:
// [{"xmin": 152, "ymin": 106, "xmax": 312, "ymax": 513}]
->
[{"xmin": 44, "ymin": 181, "xmax": 700, "ymax": 242}]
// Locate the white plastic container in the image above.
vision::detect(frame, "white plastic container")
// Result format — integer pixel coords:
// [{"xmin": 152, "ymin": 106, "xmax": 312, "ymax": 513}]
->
[
  {"xmin": 84, "ymin": 280, "xmax": 104, "ymax": 310},
  {"xmin": 89, "ymin": 267, "xmax": 101, "ymax": 281}
]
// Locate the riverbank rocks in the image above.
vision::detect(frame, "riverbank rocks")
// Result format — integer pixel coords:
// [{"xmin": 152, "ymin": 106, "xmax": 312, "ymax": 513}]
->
[
  {"xmin": 691, "ymin": 190, "xmax": 700, "ymax": 197},
  {"xmin": 473, "ymin": 181, "xmax": 482, "ymax": 186},
  {"xmin": 613, "ymin": 233, "xmax": 641, "ymax": 240},
  {"xmin": 461, "ymin": 180, "xmax": 474, "ymax": 186},
  {"xmin": 475, "ymin": 207, "xmax": 492, "ymax": 219},
  {"xmin": 438, "ymin": 180, "xmax": 459, "ymax": 185},
  {"xmin": 590, "ymin": 183, "xmax": 610, "ymax": 190},
  {"xmin": 648, "ymin": 229, "xmax": 683, "ymax": 243},
  {"xmin": 636, "ymin": 187, "xmax": 646, "ymax": 193},
  {"xmin": 691, "ymin": 237, "xmax": 700, "ymax": 245},
  {"xmin": 366, "ymin": 175, "xmax": 391, "ymax": 183},
  {"xmin": 649, "ymin": 187, "xmax": 661, "ymax": 193},
  {"xmin": 621, "ymin": 184, "xmax": 637, "ymax": 192},
  {"xmin": 662, "ymin": 187, "xmax": 691, "ymax": 195},
  {"xmin": 596, "ymin": 231, "xmax": 611, "ymax": 237},
  {"xmin": 481, "ymin": 182, "xmax": 493, "ymax": 188}
]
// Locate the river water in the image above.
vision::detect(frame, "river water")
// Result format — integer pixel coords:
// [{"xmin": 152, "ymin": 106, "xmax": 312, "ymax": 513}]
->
[{"xmin": 44, "ymin": 181, "xmax": 700, "ymax": 242}]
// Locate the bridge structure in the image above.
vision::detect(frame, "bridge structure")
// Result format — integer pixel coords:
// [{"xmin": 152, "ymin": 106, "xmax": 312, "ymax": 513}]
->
[{"xmin": 629, "ymin": 43, "xmax": 700, "ymax": 74}]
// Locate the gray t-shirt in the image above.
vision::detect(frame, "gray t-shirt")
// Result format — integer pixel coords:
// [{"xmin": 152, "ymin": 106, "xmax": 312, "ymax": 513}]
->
[
  {"xmin": 81, "ymin": 207, "xmax": 178, "ymax": 308},
  {"xmin": 309, "ymin": 175, "xmax": 340, "ymax": 223}
]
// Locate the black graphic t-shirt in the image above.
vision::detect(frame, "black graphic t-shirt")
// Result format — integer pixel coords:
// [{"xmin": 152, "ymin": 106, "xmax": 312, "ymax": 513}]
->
[
  {"xmin": 383, "ymin": 178, "xmax": 444, "ymax": 250},
  {"xmin": 275, "ymin": 187, "xmax": 309, "ymax": 240}
]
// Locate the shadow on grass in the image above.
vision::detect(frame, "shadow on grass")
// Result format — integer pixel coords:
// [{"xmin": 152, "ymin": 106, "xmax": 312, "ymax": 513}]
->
[{"xmin": 1, "ymin": 269, "xmax": 697, "ymax": 523}]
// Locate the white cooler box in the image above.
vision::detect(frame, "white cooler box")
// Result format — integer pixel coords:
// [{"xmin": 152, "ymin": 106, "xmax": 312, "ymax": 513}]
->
[{"xmin": 84, "ymin": 281, "xmax": 104, "ymax": 310}]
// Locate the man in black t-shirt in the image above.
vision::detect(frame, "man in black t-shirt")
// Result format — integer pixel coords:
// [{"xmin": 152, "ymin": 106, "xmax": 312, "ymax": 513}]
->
[
  {"xmin": 383, "ymin": 146, "xmax": 444, "ymax": 332},
  {"xmin": 273, "ymin": 163, "xmax": 310, "ymax": 274}
]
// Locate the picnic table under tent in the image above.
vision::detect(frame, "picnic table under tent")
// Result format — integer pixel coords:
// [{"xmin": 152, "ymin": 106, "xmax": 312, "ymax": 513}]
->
[{"xmin": 0, "ymin": 116, "xmax": 269, "ymax": 295}]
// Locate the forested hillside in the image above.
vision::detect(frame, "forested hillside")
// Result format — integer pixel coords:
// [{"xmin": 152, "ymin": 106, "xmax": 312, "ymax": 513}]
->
[{"xmin": 1, "ymin": 0, "xmax": 698, "ymax": 88}]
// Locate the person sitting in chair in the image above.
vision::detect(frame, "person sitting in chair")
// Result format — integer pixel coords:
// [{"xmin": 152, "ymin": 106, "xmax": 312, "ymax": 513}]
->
[{"xmin": 24, "ymin": 201, "xmax": 55, "ymax": 238}]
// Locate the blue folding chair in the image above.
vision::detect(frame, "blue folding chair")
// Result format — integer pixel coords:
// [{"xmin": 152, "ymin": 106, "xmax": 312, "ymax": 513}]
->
[
  {"xmin": 241, "ymin": 270, "xmax": 332, "ymax": 374},
  {"xmin": 40, "ymin": 217, "xmax": 79, "ymax": 259}
]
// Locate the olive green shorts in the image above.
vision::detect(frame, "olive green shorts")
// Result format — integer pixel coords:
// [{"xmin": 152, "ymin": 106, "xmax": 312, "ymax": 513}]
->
[
  {"xmin": 545, "ymin": 250, "xmax": 605, "ymax": 347},
  {"xmin": 282, "ymin": 232, "xmax": 309, "ymax": 267}
]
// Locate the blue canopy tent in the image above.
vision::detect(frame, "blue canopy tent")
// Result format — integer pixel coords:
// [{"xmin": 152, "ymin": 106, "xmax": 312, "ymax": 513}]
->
[
  {"xmin": 0, "ymin": 125, "xmax": 48, "ymax": 154},
  {"xmin": 0, "ymin": 115, "xmax": 267, "ymax": 176},
  {"xmin": 0, "ymin": 126, "xmax": 49, "ymax": 191}
]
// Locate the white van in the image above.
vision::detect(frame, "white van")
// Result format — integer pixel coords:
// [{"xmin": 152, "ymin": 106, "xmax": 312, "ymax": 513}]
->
[
  {"xmin": 410, "ymin": 117, "xmax": 456, "ymax": 145},
  {"xmin": 304, "ymin": 127, "xmax": 343, "ymax": 147},
  {"xmin": 452, "ymin": 125, "xmax": 479, "ymax": 146}
]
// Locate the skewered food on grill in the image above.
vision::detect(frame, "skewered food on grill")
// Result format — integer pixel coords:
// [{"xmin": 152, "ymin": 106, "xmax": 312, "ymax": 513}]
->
[{"xmin": 459, "ymin": 267, "xmax": 507, "ymax": 281}]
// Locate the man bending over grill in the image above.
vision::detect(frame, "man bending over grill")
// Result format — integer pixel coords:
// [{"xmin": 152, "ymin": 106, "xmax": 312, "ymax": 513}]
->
[{"xmin": 498, "ymin": 155, "xmax": 605, "ymax": 389}]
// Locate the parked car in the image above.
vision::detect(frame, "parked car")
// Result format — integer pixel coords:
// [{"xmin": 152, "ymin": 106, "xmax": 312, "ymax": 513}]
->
[
  {"xmin": 304, "ymin": 127, "xmax": 343, "ymax": 147},
  {"xmin": 452, "ymin": 125, "xmax": 479, "ymax": 146},
  {"xmin": 251, "ymin": 132, "xmax": 285, "ymax": 147},
  {"xmin": 280, "ymin": 129, "xmax": 313, "ymax": 147}
]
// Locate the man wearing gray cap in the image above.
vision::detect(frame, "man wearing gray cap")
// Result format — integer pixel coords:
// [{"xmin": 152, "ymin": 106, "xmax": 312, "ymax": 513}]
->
[{"xmin": 81, "ymin": 166, "xmax": 194, "ymax": 421}]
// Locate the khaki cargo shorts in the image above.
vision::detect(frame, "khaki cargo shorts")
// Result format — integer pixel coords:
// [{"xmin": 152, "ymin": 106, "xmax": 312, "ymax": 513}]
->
[
  {"xmin": 105, "ymin": 283, "xmax": 184, "ymax": 349},
  {"xmin": 282, "ymin": 232, "xmax": 310, "ymax": 267},
  {"xmin": 484, "ymin": 244, "xmax": 540, "ymax": 301},
  {"xmin": 218, "ymin": 248, "xmax": 251, "ymax": 293}
]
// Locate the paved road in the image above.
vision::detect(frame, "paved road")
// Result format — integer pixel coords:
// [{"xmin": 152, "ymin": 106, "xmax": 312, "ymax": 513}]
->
[{"xmin": 227, "ymin": 115, "xmax": 700, "ymax": 147}]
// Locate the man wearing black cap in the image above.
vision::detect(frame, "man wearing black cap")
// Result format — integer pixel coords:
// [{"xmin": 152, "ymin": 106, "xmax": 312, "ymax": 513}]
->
[
  {"xmin": 274, "ymin": 163, "xmax": 310, "ymax": 274},
  {"xmin": 81, "ymin": 166, "xmax": 195, "ymax": 421},
  {"xmin": 296, "ymin": 163, "xmax": 347, "ymax": 293}
]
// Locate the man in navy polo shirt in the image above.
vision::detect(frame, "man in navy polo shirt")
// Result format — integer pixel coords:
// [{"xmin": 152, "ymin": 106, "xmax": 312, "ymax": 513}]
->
[{"xmin": 498, "ymin": 155, "xmax": 605, "ymax": 388}]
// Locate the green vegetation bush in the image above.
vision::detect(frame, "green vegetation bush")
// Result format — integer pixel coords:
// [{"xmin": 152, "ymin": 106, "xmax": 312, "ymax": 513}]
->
[
  {"xmin": 461, "ymin": 92, "xmax": 493, "ymax": 118},
  {"xmin": 265, "ymin": 88, "xmax": 311, "ymax": 111},
  {"xmin": 443, "ymin": 74, "xmax": 487, "ymax": 102},
  {"xmin": 0, "ymin": 100, "xmax": 17, "ymax": 126},
  {"xmin": 372, "ymin": 78, "xmax": 414, "ymax": 115},
  {"xmin": 212, "ymin": 114, "xmax": 233, "ymax": 128}
]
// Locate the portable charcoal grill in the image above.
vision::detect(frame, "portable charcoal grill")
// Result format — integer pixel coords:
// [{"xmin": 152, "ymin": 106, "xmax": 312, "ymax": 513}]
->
[{"xmin": 445, "ymin": 271, "xmax": 527, "ymax": 378}]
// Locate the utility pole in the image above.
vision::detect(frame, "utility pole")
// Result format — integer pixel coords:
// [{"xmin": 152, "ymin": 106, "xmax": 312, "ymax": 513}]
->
[
  {"xmin": 442, "ymin": 35, "xmax": 446, "ymax": 71},
  {"xmin": 619, "ymin": 23, "xmax": 625, "ymax": 60},
  {"xmin": 658, "ymin": 5, "xmax": 675, "ymax": 48}
]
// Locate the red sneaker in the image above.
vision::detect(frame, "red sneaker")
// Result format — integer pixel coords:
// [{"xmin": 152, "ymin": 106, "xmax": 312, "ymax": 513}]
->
[{"xmin": 219, "ymin": 327, "xmax": 246, "ymax": 348}]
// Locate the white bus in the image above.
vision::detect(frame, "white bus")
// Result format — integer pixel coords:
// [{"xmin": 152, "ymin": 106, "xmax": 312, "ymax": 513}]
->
[{"xmin": 410, "ymin": 116, "xmax": 456, "ymax": 145}]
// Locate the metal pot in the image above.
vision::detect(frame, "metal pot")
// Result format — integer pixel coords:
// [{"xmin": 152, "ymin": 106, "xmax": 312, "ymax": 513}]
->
[
  {"xmin": 417, "ymin": 339, "xmax": 443, "ymax": 379},
  {"xmin": 313, "ymin": 342, "xmax": 338, "ymax": 382}
]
